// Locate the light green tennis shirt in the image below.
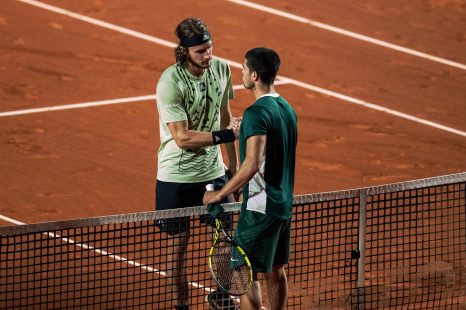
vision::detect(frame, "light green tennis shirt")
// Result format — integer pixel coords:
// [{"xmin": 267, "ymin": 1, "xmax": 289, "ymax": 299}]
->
[{"xmin": 155, "ymin": 59, "xmax": 234, "ymax": 183}]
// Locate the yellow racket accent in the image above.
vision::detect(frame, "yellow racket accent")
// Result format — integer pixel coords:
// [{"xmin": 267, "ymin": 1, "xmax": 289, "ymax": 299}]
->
[{"xmin": 208, "ymin": 219, "xmax": 253, "ymax": 296}]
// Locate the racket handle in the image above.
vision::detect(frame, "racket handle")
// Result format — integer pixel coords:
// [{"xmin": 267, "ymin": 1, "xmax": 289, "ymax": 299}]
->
[{"xmin": 205, "ymin": 184, "xmax": 214, "ymax": 191}]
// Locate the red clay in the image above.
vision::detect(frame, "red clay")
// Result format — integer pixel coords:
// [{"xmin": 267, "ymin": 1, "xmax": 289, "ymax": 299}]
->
[{"xmin": 0, "ymin": 0, "xmax": 465, "ymax": 224}]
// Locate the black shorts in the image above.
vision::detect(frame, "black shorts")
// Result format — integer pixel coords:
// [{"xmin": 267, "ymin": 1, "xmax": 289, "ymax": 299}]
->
[{"xmin": 155, "ymin": 175, "xmax": 232, "ymax": 234}]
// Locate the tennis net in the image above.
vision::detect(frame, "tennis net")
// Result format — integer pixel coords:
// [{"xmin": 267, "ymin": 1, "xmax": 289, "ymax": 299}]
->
[{"xmin": 1, "ymin": 172, "xmax": 465, "ymax": 309}]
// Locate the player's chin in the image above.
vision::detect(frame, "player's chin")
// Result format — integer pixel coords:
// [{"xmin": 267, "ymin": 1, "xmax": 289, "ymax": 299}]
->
[{"xmin": 201, "ymin": 60, "xmax": 212, "ymax": 68}]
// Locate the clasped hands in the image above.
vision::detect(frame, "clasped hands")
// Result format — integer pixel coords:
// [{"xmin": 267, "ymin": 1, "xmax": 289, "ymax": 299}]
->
[{"xmin": 227, "ymin": 117, "xmax": 242, "ymax": 138}]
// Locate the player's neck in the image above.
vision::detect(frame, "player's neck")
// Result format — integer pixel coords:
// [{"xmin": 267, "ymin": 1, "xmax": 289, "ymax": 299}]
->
[
  {"xmin": 187, "ymin": 66, "xmax": 204, "ymax": 77},
  {"xmin": 253, "ymin": 83, "xmax": 276, "ymax": 100},
  {"xmin": 186, "ymin": 62, "xmax": 205, "ymax": 77}
]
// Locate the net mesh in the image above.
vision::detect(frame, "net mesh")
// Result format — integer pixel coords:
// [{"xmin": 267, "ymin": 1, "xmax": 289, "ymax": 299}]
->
[
  {"xmin": 1, "ymin": 173, "xmax": 465, "ymax": 309},
  {"xmin": 361, "ymin": 183, "xmax": 466, "ymax": 309}
]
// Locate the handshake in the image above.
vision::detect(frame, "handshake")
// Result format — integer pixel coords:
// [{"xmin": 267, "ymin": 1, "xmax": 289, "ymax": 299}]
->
[
  {"xmin": 212, "ymin": 116, "xmax": 242, "ymax": 146},
  {"xmin": 227, "ymin": 117, "xmax": 242, "ymax": 138}
]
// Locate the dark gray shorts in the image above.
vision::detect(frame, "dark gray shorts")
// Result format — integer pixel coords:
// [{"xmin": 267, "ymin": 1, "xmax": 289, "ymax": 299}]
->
[
  {"xmin": 155, "ymin": 175, "xmax": 232, "ymax": 234},
  {"xmin": 235, "ymin": 210, "xmax": 291, "ymax": 273}
]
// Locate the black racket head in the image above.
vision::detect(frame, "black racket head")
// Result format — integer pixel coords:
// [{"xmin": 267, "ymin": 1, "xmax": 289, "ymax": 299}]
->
[{"xmin": 208, "ymin": 239, "xmax": 253, "ymax": 296}]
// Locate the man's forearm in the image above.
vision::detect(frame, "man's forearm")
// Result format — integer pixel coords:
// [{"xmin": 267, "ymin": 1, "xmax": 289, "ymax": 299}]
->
[
  {"xmin": 203, "ymin": 135, "xmax": 266, "ymax": 205},
  {"xmin": 219, "ymin": 102, "xmax": 239, "ymax": 171},
  {"xmin": 172, "ymin": 129, "xmax": 215, "ymax": 149},
  {"xmin": 168, "ymin": 121, "xmax": 235, "ymax": 149},
  {"xmin": 224, "ymin": 142, "xmax": 238, "ymax": 173},
  {"xmin": 218, "ymin": 158, "xmax": 258, "ymax": 200}
]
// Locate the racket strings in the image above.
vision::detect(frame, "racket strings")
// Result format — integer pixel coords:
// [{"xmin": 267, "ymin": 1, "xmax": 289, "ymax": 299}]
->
[{"xmin": 211, "ymin": 240, "xmax": 251, "ymax": 295}]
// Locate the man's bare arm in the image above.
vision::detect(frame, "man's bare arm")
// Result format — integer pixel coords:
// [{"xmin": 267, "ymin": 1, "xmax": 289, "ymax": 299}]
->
[
  {"xmin": 203, "ymin": 135, "xmax": 266, "ymax": 204},
  {"xmin": 167, "ymin": 121, "xmax": 214, "ymax": 150},
  {"xmin": 221, "ymin": 102, "xmax": 239, "ymax": 174}
]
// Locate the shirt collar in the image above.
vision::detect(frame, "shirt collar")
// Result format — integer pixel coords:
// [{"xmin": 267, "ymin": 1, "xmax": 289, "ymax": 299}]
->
[{"xmin": 258, "ymin": 93, "xmax": 279, "ymax": 100}]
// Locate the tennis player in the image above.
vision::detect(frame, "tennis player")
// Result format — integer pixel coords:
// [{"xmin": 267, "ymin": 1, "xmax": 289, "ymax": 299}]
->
[
  {"xmin": 203, "ymin": 47, "xmax": 298, "ymax": 310},
  {"xmin": 155, "ymin": 18, "xmax": 238, "ymax": 310}
]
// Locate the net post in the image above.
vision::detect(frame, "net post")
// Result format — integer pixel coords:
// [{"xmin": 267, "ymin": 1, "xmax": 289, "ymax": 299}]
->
[{"xmin": 355, "ymin": 189, "xmax": 367, "ymax": 309}]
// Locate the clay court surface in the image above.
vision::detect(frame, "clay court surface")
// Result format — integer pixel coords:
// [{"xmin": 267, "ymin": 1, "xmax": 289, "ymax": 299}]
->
[{"xmin": 0, "ymin": 0, "xmax": 465, "ymax": 225}]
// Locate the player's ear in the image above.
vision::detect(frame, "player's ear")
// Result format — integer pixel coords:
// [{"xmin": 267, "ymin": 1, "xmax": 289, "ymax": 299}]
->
[{"xmin": 251, "ymin": 71, "xmax": 259, "ymax": 82}]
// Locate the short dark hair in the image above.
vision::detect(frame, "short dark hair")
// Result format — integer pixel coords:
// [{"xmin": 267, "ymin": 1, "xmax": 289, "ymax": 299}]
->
[
  {"xmin": 174, "ymin": 18, "xmax": 210, "ymax": 68},
  {"xmin": 245, "ymin": 48, "xmax": 280, "ymax": 85}
]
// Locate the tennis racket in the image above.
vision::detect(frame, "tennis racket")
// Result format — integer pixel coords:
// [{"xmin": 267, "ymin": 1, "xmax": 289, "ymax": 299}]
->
[
  {"xmin": 205, "ymin": 185, "xmax": 253, "ymax": 296},
  {"xmin": 208, "ymin": 215, "xmax": 253, "ymax": 296}
]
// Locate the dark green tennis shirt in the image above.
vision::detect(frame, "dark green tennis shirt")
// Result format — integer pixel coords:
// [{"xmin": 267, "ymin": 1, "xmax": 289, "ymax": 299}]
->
[{"xmin": 239, "ymin": 94, "xmax": 298, "ymax": 219}]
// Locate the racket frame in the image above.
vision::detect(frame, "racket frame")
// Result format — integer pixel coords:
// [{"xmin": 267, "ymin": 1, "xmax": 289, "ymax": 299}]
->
[{"xmin": 208, "ymin": 218, "xmax": 253, "ymax": 296}]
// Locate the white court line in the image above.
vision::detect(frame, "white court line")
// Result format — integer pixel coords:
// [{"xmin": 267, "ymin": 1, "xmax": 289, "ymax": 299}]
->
[
  {"xmin": 0, "ymin": 81, "xmax": 290, "ymax": 117},
  {"xmin": 227, "ymin": 0, "xmax": 466, "ymax": 71},
  {"xmin": 279, "ymin": 77, "xmax": 466, "ymax": 137},
  {"xmin": 0, "ymin": 214, "xmax": 24, "ymax": 226},
  {"xmin": 0, "ymin": 95, "xmax": 155, "ymax": 117},
  {"xmin": 14, "ymin": 0, "xmax": 466, "ymax": 138},
  {"xmin": 0, "ymin": 213, "xmax": 212, "ymax": 292},
  {"xmin": 16, "ymin": 0, "xmax": 176, "ymax": 49}
]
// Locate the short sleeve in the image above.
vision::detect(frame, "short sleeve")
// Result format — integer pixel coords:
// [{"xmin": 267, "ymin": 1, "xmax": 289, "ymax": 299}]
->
[
  {"xmin": 156, "ymin": 79, "xmax": 187, "ymax": 124},
  {"xmin": 242, "ymin": 106, "xmax": 270, "ymax": 138},
  {"xmin": 221, "ymin": 66, "xmax": 234, "ymax": 107}
]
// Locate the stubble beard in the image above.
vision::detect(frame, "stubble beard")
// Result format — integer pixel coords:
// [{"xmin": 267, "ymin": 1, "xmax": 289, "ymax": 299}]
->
[
  {"xmin": 243, "ymin": 80, "xmax": 254, "ymax": 90},
  {"xmin": 187, "ymin": 54, "xmax": 211, "ymax": 69}
]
